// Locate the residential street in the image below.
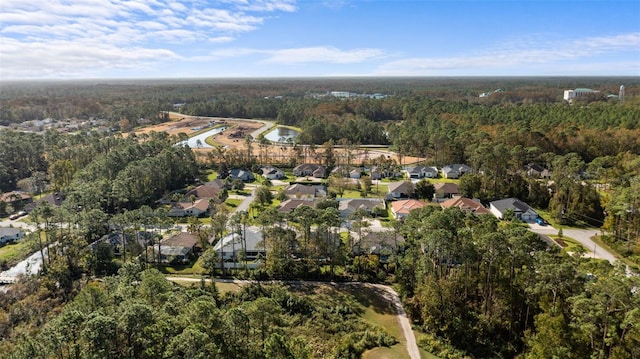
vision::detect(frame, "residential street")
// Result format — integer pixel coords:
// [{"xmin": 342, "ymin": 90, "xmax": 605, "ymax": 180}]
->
[{"xmin": 528, "ymin": 223, "xmax": 617, "ymax": 264}]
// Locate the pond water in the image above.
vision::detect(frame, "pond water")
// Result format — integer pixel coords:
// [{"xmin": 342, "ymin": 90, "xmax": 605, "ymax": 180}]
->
[
  {"xmin": 177, "ymin": 126, "xmax": 227, "ymax": 148},
  {"xmin": 264, "ymin": 127, "xmax": 300, "ymax": 143}
]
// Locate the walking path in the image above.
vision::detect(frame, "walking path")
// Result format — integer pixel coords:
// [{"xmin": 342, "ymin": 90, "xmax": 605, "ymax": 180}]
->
[{"xmin": 166, "ymin": 277, "xmax": 420, "ymax": 359}]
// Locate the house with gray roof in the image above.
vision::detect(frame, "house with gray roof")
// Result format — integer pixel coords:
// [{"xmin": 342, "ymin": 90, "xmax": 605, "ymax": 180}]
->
[
  {"xmin": 214, "ymin": 226, "xmax": 265, "ymax": 268},
  {"xmin": 339, "ymin": 198, "xmax": 385, "ymax": 218},
  {"xmin": 0, "ymin": 228, "xmax": 24, "ymax": 245},
  {"xmin": 441, "ymin": 164, "xmax": 473, "ymax": 179},
  {"xmin": 406, "ymin": 166, "xmax": 438, "ymax": 179},
  {"xmin": 489, "ymin": 198, "xmax": 538, "ymax": 221}
]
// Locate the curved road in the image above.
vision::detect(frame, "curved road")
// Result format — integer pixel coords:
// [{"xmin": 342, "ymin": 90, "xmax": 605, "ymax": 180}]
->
[
  {"xmin": 168, "ymin": 112, "xmax": 275, "ymax": 144},
  {"xmin": 166, "ymin": 277, "xmax": 420, "ymax": 359}
]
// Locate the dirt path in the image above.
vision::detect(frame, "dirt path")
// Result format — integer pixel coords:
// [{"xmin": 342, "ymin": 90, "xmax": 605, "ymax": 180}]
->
[{"xmin": 166, "ymin": 277, "xmax": 420, "ymax": 358}]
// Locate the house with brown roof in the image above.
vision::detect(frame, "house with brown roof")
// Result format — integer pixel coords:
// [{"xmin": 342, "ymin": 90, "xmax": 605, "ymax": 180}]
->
[
  {"xmin": 168, "ymin": 198, "xmax": 210, "ymax": 217},
  {"xmin": 150, "ymin": 232, "xmax": 199, "ymax": 263},
  {"xmin": 440, "ymin": 197, "xmax": 490, "ymax": 215},
  {"xmin": 278, "ymin": 199, "xmax": 314, "ymax": 213},
  {"xmin": 434, "ymin": 183, "xmax": 459, "ymax": 201},
  {"xmin": 293, "ymin": 164, "xmax": 326, "ymax": 178},
  {"xmin": 387, "ymin": 181, "xmax": 415, "ymax": 199},
  {"xmin": 285, "ymin": 184, "xmax": 327, "ymax": 200},
  {"xmin": 390, "ymin": 199, "xmax": 427, "ymax": 219},
  {"xmin": 185, "ymin": 185, "xmax": 220, "ymax": 200}
]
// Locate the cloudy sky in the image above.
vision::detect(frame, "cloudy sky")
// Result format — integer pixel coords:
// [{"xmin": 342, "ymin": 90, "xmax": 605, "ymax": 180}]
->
[{"xmin": 1, "ymin": 0, "xmax": 639, "ymax": 79}]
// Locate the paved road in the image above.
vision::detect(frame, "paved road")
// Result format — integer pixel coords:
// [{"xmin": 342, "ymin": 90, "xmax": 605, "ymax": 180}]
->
[
  {"xmin": 166, "ymin": 277, "xmax": 420, "ymax": 359},
  {"xmin": 528, "ymin": 223, "xmax": 617, "ymax": 264},
  {"xmin": 0, "ymin": 247, "xmax": 46, "ymax": 284},
  {"xmin": 0, "ymin": 218, "xmax": 36, "ymax": 231}
]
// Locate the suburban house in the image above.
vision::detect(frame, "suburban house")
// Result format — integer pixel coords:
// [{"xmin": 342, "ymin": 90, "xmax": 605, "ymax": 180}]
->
[
  {"xmin": 390, "ymin": 199, "xmax": 427, "ymax": 219},
  {"xmin": 24, "ymin": 192, "xmax": 65, "ymax": 213},
  {"xmin": 278, "ymin": 199, "xmax": 315, "ymax": 213},
  {"xmin": 185, "ymin": 185, "xmax": 221, "ymax": 200},
  {"xmin": 440, "ymin": 197, "xmax": 490, "ymax": 215},
  {"xmin": 293, "ymin": 164, "xmax": 326, "ymax": 178},
  {"xmin": 214, "ymin": 226, "xmax": 265, "ymax": 268},
  {"xmin": 434, "ymin": 183, "xmax": 459, "ymax": 201},
  {"xmin": 285, "ymin": 184, "xmax": 327, "ymax": 200},
  {"xmin": 370, "ymin": 166, "xmax": 383, "ymax": 180},
  {"xmin": 441, "ymin": 164, "xmax": 473, "ymax": 179},
  {"xmin": 406, "ymin": 166, "xmax": 439, "ymax": 179},
  {"xmin": 489, "ymin": 198, "xmax": 539, "ymax": 221},
  {"xmin": 152, "ymin": 232, "xmax": 199, "ymax": 264},
  {"xmin": 387, "ymin": 181, "xmax": 415, "ymax": 199},
  {"xmin": 260, "ymin": 166, "xmax": 286, "ymax": 180},
  {"xmin": 0, "ymin": 191, "xmax": 32, "ymax": 208},
  {"xmin": 0, "ymin": 227, "xmax": 24, "ymax": 245},
  {"xmin": 331, "ymin": 166, "xmax": 362, "ymax": 179},
  {"xmin": 524, "ymin": 163, "xmax": 551, "ymax": 179},
  {"xmin": 168, "ymin": 198, "xmax": 210, "ymax": 217},
  {"xmin": 228, "ymin": 168, "xmax": 255, "ymax": 182},
  {"xmin": 339, "ymin": 198, "xmax": 385, "ymax": 218},
  {"xmin": 354, "ymin": 231, "xmax": 405, "ymax": 260}
]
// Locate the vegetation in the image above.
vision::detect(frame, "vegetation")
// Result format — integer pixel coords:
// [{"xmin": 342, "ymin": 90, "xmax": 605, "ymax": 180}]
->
[{"xmin": 1, "ymin": 77, "xmax": 639, "ymax": 358}]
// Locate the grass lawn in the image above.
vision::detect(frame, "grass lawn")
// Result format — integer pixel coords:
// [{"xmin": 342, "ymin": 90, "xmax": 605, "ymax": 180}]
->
[
  {"xmin": 430, "ymin": 178, "xmax": 460, "ymax": 185},
  {"xmin": 206, "ymin": 170, "xmax": 219, "ymax": 181},
  {"xmin": 0, "ymin": 238, "xmax": 36, "ymax": 267},
  {"xmin": 225, "ymin": 198, "xmax": 243, "ymax": 208},
  {"xmin": 550, "ymin": 235, "xmax": 584, "ymax": 254}
]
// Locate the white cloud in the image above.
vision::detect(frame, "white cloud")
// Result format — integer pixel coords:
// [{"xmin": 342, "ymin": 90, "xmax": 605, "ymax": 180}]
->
[
  {"xmin": 0, "ymin": 0, "xmax": 299, "ymax": 78},
  {"xmin": 375, "ymin": 32, "xmax": 640, "ymax": 75},
  {"xmin": 264, "ymin": 46, "xmax": 386, "ymax": 64}
]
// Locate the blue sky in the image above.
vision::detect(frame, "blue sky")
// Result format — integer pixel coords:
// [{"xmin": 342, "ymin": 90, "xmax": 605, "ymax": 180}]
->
[{"xmin": 1, "ymin": 0, "xmax": 639, "ymax": 79}]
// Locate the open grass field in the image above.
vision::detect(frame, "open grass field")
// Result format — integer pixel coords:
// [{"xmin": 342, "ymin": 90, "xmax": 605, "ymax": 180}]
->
[{"xmin": 0, "ymin": 237, "xmax": 36, "ymax": 268}]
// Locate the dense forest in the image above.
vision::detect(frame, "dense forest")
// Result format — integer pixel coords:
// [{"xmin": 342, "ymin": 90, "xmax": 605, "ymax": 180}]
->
[{"xmin": 1, "ymin": 77, "xmax": 639, "ymax": 358}]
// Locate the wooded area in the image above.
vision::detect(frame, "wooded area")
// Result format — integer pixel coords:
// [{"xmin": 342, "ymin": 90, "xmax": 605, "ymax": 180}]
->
[{"xmin": 1, "ymin": 77, "xmax": 639, "ymax": 358}]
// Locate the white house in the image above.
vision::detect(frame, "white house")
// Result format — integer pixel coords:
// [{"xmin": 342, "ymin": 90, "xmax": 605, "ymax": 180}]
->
[
  {"xmin": 489, "ymin": 198, "xmax": 538, "ymax": 222},
  {"xmin": 0, "ymin": 228, "xmax": 24, "ymax": 245}
]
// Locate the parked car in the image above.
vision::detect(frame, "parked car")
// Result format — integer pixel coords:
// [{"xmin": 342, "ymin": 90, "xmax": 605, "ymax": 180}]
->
[{"xmin": 535, "ymin": 217, "xmax": 546, "ymax": 226}]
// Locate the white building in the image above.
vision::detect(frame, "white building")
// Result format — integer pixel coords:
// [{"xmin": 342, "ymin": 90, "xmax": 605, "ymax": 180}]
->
[{"xmin": 563, "ymin": 88, "xmax": 599, "ymax": 102}]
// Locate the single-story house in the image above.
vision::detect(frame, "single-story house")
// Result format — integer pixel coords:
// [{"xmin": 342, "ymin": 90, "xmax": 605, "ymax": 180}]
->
[
  {"xmin": 387, "ymin": 181, "xmax": 415, "ymax": 199},
  {"xmin": 441, "ymin": 164, "xmax": 473, "ymax": 179},
  {"xmin": 370, "ymin": 166, "xmax": 383, "ymax": 180},
  {"xmin": 524, "ymin": 163, "xmax": 551, "ymax": 179},
  {"xmin": 260, "ymin": 166, "xmax": 286, "ymax": 180},
  {"xmin": 0, "ymin": 228, "xmax": 24, "ymax": 245},
  {"xmin": 278, "ymin": 199, "xmax": 315, "ymax": 213},
  {"xmin": 228, "ymin": 168, "xmax": 255, "ymax": 182},
  {"xmin": 168, "ymin": 198, "xmax": 210, "ymax": 217},
  {"xmin": 354, "ymin": 231, "xmax": 405, "ymax": 260},
  {"xmin": 214, "ymin": 226, "xmax": 265, "ymax": 267},
  {"xmin": 151, "ymin": 232, "xmax": 199, "ymax": 264},
  {"xmin": 339, "ymin": 198, "xmax": 385, "ymax": 218},
  {"xmin": 285, "ymin": 184, "xmax": 327, "ymax": 200},
  {"xmin": 489, "ymin": 198, "xmax": 538, "ymax": 221},
  {"xmin": 293, "ymin": 164, "xmax": 326, "ymax": 178},
  {"xmin": 331, "ymin": 166, "xmax": 361, "ymax": 179},
  {"xmin": 205, "ymin": 179, "xmax": 226, "ymax": 190},
  {"xmin": 24, "ymin": 192, "xmax": 65, "ymax": 213},
  {"xmin": 0, "ymin": 191, "xmax": 32, "ymax": 206},
  {"xmin": 434, "ymin": 183, "xmax": 459, "ymax": 200},
  {"xmin": 440, "ymin": 197, "xmax": 490, "ymax": 215},
  {"xmin": 185, "ymin": 185, "xmax": 220, "ymax": 200},
  {"xmin": 406, "ymin": 166, "xmax": 438, "ymax": 179},
  {"xmin": 390, "ymin": 199, "xmax": 427, "ymax": 219}
]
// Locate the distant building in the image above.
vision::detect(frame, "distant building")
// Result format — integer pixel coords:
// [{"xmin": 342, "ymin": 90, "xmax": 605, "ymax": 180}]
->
[
  {"xmin": 563, "ymin": 88, "xmax": 599, "ymax": 102},
  {"xmin": 619, "ymin": 85, "xmax": 625, "ymax": 102}
]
